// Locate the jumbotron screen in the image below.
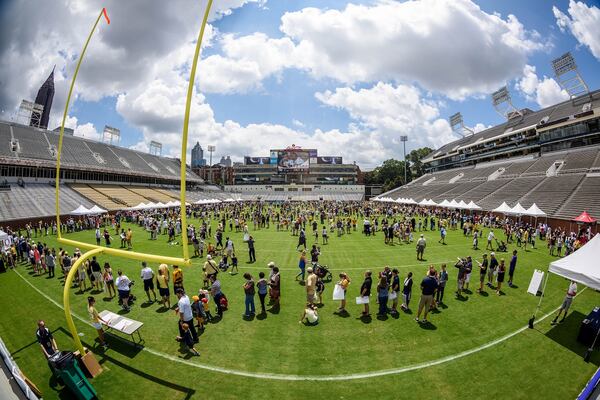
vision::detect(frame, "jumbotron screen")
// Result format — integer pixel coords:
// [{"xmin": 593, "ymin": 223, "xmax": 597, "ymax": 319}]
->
[{"xmin": 277, "ymin": 149, "xmax": 310, "ymax": 172}]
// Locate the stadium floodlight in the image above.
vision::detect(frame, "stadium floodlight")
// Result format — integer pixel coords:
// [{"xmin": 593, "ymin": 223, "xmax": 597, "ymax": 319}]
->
[
  {"xmin": 551, "ymin": 52, "xmax": 589, "ymax": 100},
  {"xmin": 149, "ymin": 141, "xmax": 162, "ymax": 156},
  {"xmin": 491, "ymin": 86, "xmax": 522, "ymax": 121},
  {"xmin": 17, "ymin": 100, "xmax": 44, "ymax": 128},
  {"xmin": 207, "ymin": 145, "xmax": 216, "ymax": 166},
  {"xmin": 449, "ymin": 112, "xmax": 474, "ymax": 138},
  {"xmin": 103, "ymin": 125, "xmax": 120, "ymax": 145},
  {"xmin": 399, "ymin": 135, "xmax": 408, "ymax": 185}
]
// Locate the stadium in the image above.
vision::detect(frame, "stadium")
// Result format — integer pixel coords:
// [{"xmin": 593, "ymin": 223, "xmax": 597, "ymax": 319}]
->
[{"xmin": 1, "ymin": 2, "xmax": 600, "ymax": 400}]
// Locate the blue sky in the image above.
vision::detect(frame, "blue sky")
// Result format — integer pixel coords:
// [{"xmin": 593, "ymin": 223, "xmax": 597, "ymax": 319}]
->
[{"xmin": 1, "ymin": 0, "xmax": 599, "ymax": 168}]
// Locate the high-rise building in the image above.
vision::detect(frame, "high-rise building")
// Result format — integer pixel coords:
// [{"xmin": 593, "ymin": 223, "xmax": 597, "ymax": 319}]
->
[
  {"xmin": 219, "ymin": 155, "xmax": 232, "ymax": 167},
  {"xmin": 191, "ymin": 142, "xmax": 206, "ymax": 167},
  {"xmin": 30, "ymin": 67, "xmax": 55, "ymax": 129}
]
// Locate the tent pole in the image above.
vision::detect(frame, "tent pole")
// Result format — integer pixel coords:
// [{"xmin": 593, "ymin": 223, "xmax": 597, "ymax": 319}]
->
[
  {"xmin": 584, "ymin": 326, "xmax": 600, "ymax": 362},
  {"xmin": 529, "ymin": 270, "xmax": 550, "ymax": 329}
]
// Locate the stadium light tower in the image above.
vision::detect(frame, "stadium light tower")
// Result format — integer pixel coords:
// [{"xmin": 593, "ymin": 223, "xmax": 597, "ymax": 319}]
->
[
  {"xmin": 399, "ymin": 135, "xmax": 408, "ymax": 184},
  {"xmin": 17, "ymin": 100, "xmax": 44, "ymax": 128},
  {"xmin": 551, "ymin": 52, "xmax": 589, "ymax": 102},
  {"xmin": 449, "ymin": 112, "xmax": 474, "ymax": 138},
  {"xmin": 149, "ymin": 141, "xmax": 162, "ymax": 156},
  {"xmin": 492, "ymin": 86, "xmax": 522, "ymax": 121},
  {"xmin": 103, "ymin": 125, "xmax": 120, "ymax": 145},
  {"xmin": 207, "ymin": 145, "xmax": 215, "ymax": 166}
]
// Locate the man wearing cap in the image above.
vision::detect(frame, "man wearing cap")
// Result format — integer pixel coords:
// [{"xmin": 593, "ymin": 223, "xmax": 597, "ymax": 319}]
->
[
  {"xmin": 416, "ymin": 234, "xmax": 426, "ymax": 261},
  {"xmin": 140, "ymin": 261, "xmax": 157, "ymax": 303},
  {"xmin": 176, "ymin": 289, "xmax": 198, "ymax": 343},
  {"xmin": 203, "ymin": 255, "xmax": 218, "ymax": 285},
  {"xmin": 306, "ymin": 267, "xmax": 317, "ymax": 305}
]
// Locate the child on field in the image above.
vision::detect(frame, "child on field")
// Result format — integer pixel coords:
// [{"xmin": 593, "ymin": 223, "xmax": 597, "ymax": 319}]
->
[{"xmin": 179, "ymin": 323, "xmax": 199, "ymax": 356}]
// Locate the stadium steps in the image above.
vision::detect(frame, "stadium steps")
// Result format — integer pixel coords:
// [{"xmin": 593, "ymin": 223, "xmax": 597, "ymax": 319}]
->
[
  {"xmin": 518, "ymin": 174, "xmax": 585, "ymax": 216},
  {"xmin": 70, "ymin": 184, "xmax": 123, "ymax": 211},
  {"xmin": 457, "ymin": 179, "xmax": 512, "ymax": 203},
  {"xmin": 591, "ymin": 151, "xmax": 600, "ymax": 171},
  {"xmin": 478, "ymin": 177, "xmax": 542, "ymax": 210},
  {"xmin": 554, "ymin": 176, "xmax": 600, "ymax": 220},
  {"xmin": 124, "ymin": 186, "xmax": 174, "ymax": 203}
]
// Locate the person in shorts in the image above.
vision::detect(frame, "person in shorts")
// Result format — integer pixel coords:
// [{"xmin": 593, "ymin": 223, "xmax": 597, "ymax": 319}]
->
[
  {"xmin": 88, "ymin": 296, "xmax": 109, "ymax": 349},
  {"xmin": 305, "ymin": 267, "xmax": 317, "ymax": 304},
  {"xmin": 416, "ymin": 269, "xmax": 438, "ymax": 323},
  {"xmin": 116, "ymin": 270, "xmax": 132, "ymax": 311},
  {"xmin": 36, "ymin": 320, "xmax": 58, "ymax": 358},
  {"xmin": 140, "ymin": 261, "xmax": 157, "ymax": 303},
  {"xmin": 552, "ymin": 281, "xmax": 577, "ymax": 325}
]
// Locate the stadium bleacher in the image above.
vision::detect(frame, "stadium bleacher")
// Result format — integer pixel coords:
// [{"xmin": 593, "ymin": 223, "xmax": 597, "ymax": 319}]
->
[{"xmin": 383, "ymin": 145, "xmax": 600, "ymax": 218}]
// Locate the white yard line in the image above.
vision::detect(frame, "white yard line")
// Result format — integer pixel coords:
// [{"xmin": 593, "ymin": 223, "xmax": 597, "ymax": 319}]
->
[{"xmin": 13, "ymin": 268, "xmax": 579, "ymax": 381}]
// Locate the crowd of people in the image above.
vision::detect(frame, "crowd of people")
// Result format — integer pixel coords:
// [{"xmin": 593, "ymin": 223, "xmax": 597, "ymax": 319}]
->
[{"xmin": 0, "ymin": 200, "xmax": 595, "ymax": 358}]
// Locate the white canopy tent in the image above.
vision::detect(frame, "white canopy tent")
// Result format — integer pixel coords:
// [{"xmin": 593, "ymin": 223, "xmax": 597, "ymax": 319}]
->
[
  {"xmin": 525, "ymin": 203, "xmax": 546, "ymax": 217},
  {"xmin": 467, "ymin": 200, "xmax": 482, "ymax": 210},
  {"xmin": 88, "ymin": 205, "xmax": 107, "ymax": 214},
  {"xmin": 508, "ymin": 203, "xmax": 528, "ymax": 216},
  {"xmin": 493, "ymin": 202, "xmax": 512, "ymax": 213},
  {"xmin": 549, "ymin": 233, "xmax": 600, "ymax": 290},
  {"xmin": 449, "ymin": 199, "xmax": 460, "ymax": 208},
  {"xmin": 426, "ymin": 199, "xmax": 438, "ymax": 206},
  {"xmin": 70, "ymin": 205, "xmax": 91, "ymax": 215},
  {"xmin": 457, "ymin": 200, "xmax": 469, "ymax": 209},
  {"xmin": 0, "ymin": 230, "xmax": 8, "ymax": 251},
  {"xmin": 529, "ymin": 234, "xmax": 600, "ymax": 333},
  {"xmin": 439, "ymin": 199, "xmax": 451, "ymax": 208}
]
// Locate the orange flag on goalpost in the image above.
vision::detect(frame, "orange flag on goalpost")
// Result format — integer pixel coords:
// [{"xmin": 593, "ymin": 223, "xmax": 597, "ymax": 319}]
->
[{"xmin": 102, "ymin": 8, "xmax": 110, "ymax": 24}]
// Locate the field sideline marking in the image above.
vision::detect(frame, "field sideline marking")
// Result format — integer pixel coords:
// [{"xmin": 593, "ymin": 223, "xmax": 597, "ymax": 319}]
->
[{"xmin": 13, "ymin": 268, "xmax": 582, "ymax": 381}]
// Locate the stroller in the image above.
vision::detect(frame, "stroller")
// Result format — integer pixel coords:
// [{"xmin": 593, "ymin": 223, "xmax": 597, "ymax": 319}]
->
[
  {"xmin": 495, "ymin": 239, "xmax": 507, "ymax": 252},
  {"xmin": 312, "ymin": 262, "xmax": 333, "ymax": 282}
]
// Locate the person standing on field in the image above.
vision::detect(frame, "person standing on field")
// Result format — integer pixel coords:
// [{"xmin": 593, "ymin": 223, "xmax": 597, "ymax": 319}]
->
[{"xmin": 415, "ymin": 269, "xmax": 438, "ymax": 323}]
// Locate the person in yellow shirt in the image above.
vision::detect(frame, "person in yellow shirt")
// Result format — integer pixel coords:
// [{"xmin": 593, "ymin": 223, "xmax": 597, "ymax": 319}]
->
[
  {"xmin": 156, "ymin": 265, "xmax": 171, "ymax": 309},
  {"xmin": 88, "ymin": 296, "xmax": 109, "ymax": 350},
  {"xmin": 172, "ymin": 265, "xmax": 184, "ymax": 292},
  {"xmin": 126, "ymin": 228, "xmax": 133, "ymax": 250}
]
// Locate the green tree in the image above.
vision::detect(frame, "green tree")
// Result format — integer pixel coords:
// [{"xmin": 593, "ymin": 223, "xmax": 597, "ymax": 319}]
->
[{"xmin": 367, "ymin": 147, "xmax": 433, "ymax": 192}]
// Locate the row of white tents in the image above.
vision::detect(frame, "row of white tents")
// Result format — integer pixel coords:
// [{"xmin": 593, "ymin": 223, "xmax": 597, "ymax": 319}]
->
[
  {"xmin": 374, "ymin": 197, "xmax": 483, "ymax": 210},
  {"xmin": 373, "ymin": 197, "xmax": 547, "ymax": 216},
  {"xmin": 69, "ymin": 197, "xmax": 246, "ymax": 214}
]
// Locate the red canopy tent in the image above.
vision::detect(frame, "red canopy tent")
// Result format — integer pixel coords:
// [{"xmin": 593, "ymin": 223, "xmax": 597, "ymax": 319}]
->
[{"xmin": 573, "ymin": 211, "xmax": 597, "ymax": 224}]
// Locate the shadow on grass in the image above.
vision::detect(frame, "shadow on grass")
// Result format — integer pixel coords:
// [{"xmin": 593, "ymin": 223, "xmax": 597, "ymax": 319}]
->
[
  {"xmin": 455, "ymin": 294, "xmax": 469, "ymax": 302},
  {"xmin": 357, "ymin": 314, "xmax": 372, "ymax": 324},
  {"xmin": 418, "ymin": 321, "xmax": 437, "ymax": 330},
  {"xmin": 477, "ymin": 291, "xmax": 489, "ymax": 297},
  {"xmin": 268, "ymin": 305, "xmax": 280, "ymax": 315},
  {"xmin": 256, "ymin": 312, "xmax": 267, "ymax": 320},
  {"xmin": 96, "ymin": 346, "xmax": 196, "ymax": 399},
  {"xmin": 545, "ymin": 311, "xmax": 600, "ymax": 366},
  {"xmin": 334, "ymin": 309, "xmax": 350, "ymax": 318}
]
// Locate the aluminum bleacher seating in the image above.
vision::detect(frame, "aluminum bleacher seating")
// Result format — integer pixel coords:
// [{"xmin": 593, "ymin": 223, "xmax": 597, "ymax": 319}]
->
[
  {"xmin": 554, "ymin": 176, "xmax": 600, "ymax": 220},
  {"xmin": 519, "ymin": 175, "xmax": 585, "ymax": 215}
]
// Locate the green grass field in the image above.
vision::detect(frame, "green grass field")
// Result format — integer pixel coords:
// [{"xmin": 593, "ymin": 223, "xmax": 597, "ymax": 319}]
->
[{"xmin": 1, "ymin": 214, "xmax": 598, "ymax": 399}]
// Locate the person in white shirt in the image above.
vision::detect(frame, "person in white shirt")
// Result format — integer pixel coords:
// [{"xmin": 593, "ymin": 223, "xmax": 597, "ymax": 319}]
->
[
  {"xmin": 140, "ymin": 261, "xmax": 157, "ymax": 303},
  {"xmin": 115, "ymin": 270, "xmax": 132, "ymax": 311},
  {"xmin": 175, "ymin": 289, "xmax": 198, "ymax": 343},
  {"xmin": 487, "ymin": 231, "xmax": 495, "ymax": 250},
  {"xmin": 552, "ymin": 281, "xmax": 578, "ymax": 325},
  {"xmin": 299, "ymin": 303, "xmax": 319, "ymax": 326}
]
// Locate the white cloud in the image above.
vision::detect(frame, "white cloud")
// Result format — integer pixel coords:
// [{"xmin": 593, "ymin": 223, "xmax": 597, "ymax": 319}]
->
[
  {"xmin": 472, "ymin": 123, "xmax": 492, "ymax": 133},
  {"xmin": 553, "ymin": 0, "xmax": 600, "ymax": 60},
  {"xmin": 292, "ymin": 119, "xmax": 305, "ymax": 128},
  {"xmin": 61, "ymin": 115, "xmax": 101, "ymax": 140},
  {"xmin": 516, "ymin": 65, "xmax": 569, "ymax": 108},
  {"xmin": 278, "ymin": 0, "xmax": 549, "ymax": 99},
  {"xmin": 315, "ymin": 82, "xmax": 455, "ymax": 151}
]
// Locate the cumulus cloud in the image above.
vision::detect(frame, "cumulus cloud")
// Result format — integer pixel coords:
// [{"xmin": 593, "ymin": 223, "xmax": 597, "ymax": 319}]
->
[
  {"xmin": 279, "ymin": 0, "xmax": 549, "ymax": 99},
  {"xmin": 315, "ymin": 82, "xmax": 455, "ymax": 151},
  {"xmin": 553, "ymin": 0, "xmax": 600, "ymax": 60},
  {"xmin": 516, "ymin": 65, "xmax": 569, "ymax": 108}
]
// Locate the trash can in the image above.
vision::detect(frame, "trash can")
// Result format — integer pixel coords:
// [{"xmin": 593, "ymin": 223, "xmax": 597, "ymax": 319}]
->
[{"xmin": 50, "ymin": 352, "xmax": 97, "ymax": 400}]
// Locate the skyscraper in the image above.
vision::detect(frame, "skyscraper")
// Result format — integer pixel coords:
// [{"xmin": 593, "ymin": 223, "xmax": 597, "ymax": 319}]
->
[
  {"xmin": 191, "ymin": 142, "xmax": 205, "ymax": 167},
  {"xmin": 30, "ymin": 67, "xmax": 55, "ymax": 129}
]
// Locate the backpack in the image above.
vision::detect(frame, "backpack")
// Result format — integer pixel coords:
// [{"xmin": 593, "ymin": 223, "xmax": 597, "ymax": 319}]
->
[{"xmin": 220, "ymin": 294, "xmax": 228, "ymax": 311}]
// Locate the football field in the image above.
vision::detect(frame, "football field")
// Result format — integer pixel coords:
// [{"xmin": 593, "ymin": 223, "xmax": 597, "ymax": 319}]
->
[{"xmin": 1, "ymin": 215, "xmax": 598, "ymax": 399}]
